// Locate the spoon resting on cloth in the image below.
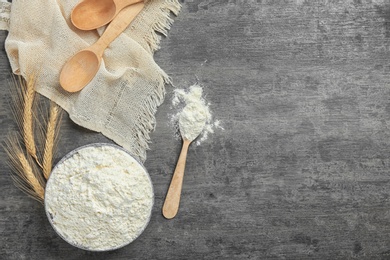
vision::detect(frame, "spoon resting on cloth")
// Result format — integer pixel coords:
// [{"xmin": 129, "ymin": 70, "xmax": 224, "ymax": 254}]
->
[
  {"xmin": 71, "ymin": 0, "xmax": 143, "ymax": 30},
  {"xmin": 60, "ymin": 2, "xmax": 144, "ymax": 93},
  {"xmin": 162, "ymin": 105, "xmax": 208, "ymax": 219}
]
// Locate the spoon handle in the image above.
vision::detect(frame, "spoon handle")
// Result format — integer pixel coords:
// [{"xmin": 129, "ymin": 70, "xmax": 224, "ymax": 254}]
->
[
  {"xmin": 92, "ymin": 2, "xmax": 144, "ymax": 56},
  {"xmin": 162, "ymin": 139, "xmax": 191, "ymax": 219}
]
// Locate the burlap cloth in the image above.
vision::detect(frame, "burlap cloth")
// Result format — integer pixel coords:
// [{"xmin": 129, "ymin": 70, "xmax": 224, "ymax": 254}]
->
[
  {"xmin": 0, "ymin": 0, "xmax": 10, "ymax": 30},
  {"xmin": 1, "ymin": 0, "xmax": 181, "ymax": 161}
]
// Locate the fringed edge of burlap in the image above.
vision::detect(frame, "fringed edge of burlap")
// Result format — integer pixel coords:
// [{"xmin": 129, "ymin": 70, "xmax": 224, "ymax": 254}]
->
[
  {"xmin": 131, "ymin": 72, "xmax": 170, "ymax": 161},
  {"xmin": 136, "ymin": 0, "xmax": 181, "ymax": 53},
  {"xmin": 123, "ymin": 0, "xmax": 181, "ymax": 161}
]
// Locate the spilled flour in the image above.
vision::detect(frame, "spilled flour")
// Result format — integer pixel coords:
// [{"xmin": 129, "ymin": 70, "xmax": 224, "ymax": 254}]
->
[{"xmin": 171, "ymin": 84, "xmax": 222, "ymax": 145}]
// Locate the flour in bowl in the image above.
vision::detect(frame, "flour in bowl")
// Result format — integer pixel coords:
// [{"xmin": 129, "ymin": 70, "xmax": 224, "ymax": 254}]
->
[{"xmin": 44, "ymin": 144, "xmax": 153, "ymax": 251}]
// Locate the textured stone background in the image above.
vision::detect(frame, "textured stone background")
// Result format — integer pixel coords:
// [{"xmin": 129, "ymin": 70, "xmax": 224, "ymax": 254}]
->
[{"xmin": 2, "ymin": 0, "xmax": 390, "ymax": 259}]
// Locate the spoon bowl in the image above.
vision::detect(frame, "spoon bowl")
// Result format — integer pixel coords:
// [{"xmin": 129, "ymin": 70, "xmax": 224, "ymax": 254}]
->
[
  {"xmin": 60, "ymin": 49, "xmax": 101, "ymax": 93},
  {"xmin": 71, "ymin": 0, "xmax": 143, "ymax": 30},
  {"xmin": 71, "ymin": 0, "xmax": 116, "ymax": 30}
]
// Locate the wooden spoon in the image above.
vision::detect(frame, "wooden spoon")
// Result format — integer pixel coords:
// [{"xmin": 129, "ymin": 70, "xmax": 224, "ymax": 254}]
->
[
  {"xmin": 71, "ymin": 0, "xmax": 143, "ymax": 30},
  {"xmin": 163, "ymin": 101, "xmax": 209, "ymax": 219},
  {"xmin": 162, "ymin": 138, "xmax": 192, "ymax": 219},
  {"xmin": 60, "ymin": 2, "xmax": 144, "ymax": 93}
]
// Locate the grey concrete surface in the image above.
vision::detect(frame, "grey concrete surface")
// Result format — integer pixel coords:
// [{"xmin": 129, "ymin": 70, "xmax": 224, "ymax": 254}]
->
[{"xmin": 2, "ymin": 1, "xmax": 390, "ymax": 259}]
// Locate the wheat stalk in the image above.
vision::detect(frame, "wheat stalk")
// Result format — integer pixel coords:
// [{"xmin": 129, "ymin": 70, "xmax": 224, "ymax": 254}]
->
[
  {"xmin": 17, "ymin": 150, "xmax": 45, "ymax": 201},
  {"xmin": 4, "ymin": 73, "xmax": 63, "ymax": 202},
  {"xmin": 42, "ymin": 102, "xmax": 62, "ymax": 179}
]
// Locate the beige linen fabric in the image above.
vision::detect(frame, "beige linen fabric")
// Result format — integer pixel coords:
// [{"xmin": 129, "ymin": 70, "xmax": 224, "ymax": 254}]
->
[
  {"xmin": 4, "ymin": 0, "xmax": 180, "ymax": 161},
  {"xmin": 0, "ymin": 0, "xmax": 10, "ymax": 30}
]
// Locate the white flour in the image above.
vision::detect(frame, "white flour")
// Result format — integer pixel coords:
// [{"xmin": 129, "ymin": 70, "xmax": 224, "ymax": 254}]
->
[
  {"xmin": 44, "ymin": 144, "xmax": 153, "ymax": 251},
  {"xmin": 171, "ymin": 84, "xmax": 221, "ymax": 145}
]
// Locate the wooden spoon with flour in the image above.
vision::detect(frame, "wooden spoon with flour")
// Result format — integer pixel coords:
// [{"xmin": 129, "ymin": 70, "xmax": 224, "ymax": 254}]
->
[{"xmin": 162, "ymin": 87, "xmax": 211, "ymax": 219}]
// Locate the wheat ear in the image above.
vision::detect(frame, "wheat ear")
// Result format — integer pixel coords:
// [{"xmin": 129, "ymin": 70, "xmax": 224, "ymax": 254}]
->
[
  {"xmin": 3, "ymin": 134, "xmax": 45, "ymax": 203},
  {"xmin": 22, "ymin": 74, "xmax": 42, "ymax": 168},
  {"xmin": 42, "ymin": 102, "xmax": 62, "ymax": 179}
]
